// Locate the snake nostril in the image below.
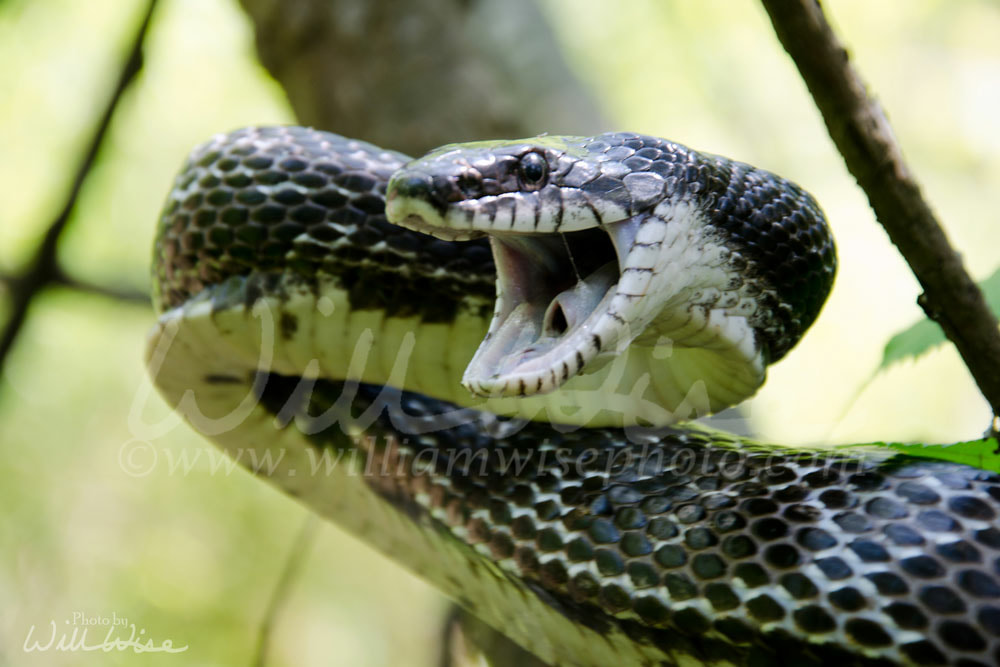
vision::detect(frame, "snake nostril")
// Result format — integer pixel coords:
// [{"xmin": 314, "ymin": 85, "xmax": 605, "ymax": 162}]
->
[
  {"xmin": 390, "ymin": 171, "xmax": 434, "ymax": 200},
  {"xmin": 456, "ymin": 172, "xmax": 483, "ymax": 199},
  {"xmin": 431, "ymin": 174, "xmax": 464, "ymax": 203}
]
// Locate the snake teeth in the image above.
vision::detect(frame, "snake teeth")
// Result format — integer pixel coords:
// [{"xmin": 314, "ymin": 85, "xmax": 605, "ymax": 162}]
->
[{"xmin": 462, "ymin": 225, "xmax": 628, "ymax": 398}]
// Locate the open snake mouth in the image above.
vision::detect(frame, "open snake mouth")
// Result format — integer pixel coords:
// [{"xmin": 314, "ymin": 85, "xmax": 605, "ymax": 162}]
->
[{"xmin": 463, "ymin": 217, "xmax": 642, "ymax": 397}]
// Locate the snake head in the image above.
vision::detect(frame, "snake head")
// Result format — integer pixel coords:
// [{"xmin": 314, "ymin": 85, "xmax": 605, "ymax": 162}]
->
[
  {"xmin": 384, "ymin": 136, "xmax": 613, "ymax": 239},
  {"xmin": 387, "ymin": 132, "xmax": 836, "ymax": 424}
]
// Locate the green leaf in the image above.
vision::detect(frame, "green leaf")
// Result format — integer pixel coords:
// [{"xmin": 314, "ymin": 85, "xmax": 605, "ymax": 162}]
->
[
  {"xmin": 882, "ymin": 318, "xmax": 947, "ymax": 368},
  {"xmin": 879, "ymin": 265, "xmax": 1000, "ymax": 370},
  {"xmin": 888, "ymin": 438, "xmax": 1000, "ymax": 472}
]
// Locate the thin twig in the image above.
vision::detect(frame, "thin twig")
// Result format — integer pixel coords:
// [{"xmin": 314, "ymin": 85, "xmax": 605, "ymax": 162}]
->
[
  {"xmin": 0, "ymin": 0, "xmax": 158, "ymax": 374},
  {"xmin": 0, "ymin": 270, "xmax": 150, "ymax": 305},
  {"xmin": 252, "ymin": 514, "xmax": 319, "ymax": 667},
  {"xmin": 761, "ymin": 0, "xmax": 1000, "ymax": 423}
]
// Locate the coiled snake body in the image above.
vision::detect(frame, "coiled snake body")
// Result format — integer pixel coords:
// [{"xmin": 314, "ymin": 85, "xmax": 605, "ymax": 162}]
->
[{"xmin": 148, "ymin": 126, "xmax": 1000, "ymax": 666}]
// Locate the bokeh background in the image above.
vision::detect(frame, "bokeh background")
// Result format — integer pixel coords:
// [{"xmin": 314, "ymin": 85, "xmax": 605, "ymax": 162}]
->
[{"xmin": 2, "ymin": 0, "xmax": 999, "ymax": 665}]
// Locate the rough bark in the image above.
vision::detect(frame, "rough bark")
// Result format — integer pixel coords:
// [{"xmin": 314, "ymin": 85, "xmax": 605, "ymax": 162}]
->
[{"xmin": 238, "ymin": 0, "xmax": 606, "ymax": 156}]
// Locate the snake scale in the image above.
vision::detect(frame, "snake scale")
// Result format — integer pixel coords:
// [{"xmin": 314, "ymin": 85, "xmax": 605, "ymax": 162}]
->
[{"xmin": 147, "ymin": 126, "xmax": 1000, "ymax": 666}]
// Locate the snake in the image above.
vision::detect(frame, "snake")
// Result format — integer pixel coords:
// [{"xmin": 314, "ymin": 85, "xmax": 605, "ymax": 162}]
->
[{"xmin": 147, "ymin": 126, "xmax": 1000, "ymax": 666}]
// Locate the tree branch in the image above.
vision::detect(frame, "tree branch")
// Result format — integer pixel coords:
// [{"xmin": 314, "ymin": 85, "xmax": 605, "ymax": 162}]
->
[
  {"xmin": 761, "ymin": 0, "xmax": 1000, "ymax": 422},
  {"xmin": 0, "ymin": 0, "xmax": 158, "ymax": 375}
]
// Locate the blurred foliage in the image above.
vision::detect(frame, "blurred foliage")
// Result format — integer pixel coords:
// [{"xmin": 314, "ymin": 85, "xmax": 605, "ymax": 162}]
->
[
  {"xmin": 2, "ymin": 0, "xmax": 1000, "ymax": 665},
  {"xmin": 881, "ymin": 266, "xmax": 1000, "ymax": 370}
]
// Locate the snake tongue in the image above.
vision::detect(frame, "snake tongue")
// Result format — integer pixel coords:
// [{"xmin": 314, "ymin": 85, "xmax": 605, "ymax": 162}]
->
[{"xmin": 462, "ymin": 219, "xmax": 639, "ymax": 398}]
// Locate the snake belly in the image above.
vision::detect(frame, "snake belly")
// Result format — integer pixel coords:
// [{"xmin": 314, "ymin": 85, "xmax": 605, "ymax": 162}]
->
[{"xmin": 148, "ymin": 126, "xmax": 1000, "ymax": 667}]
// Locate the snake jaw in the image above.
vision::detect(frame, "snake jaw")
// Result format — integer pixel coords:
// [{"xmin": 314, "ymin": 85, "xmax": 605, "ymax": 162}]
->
[
  {"xmin": 385, "ymin": 200, "xmax": 486, "ymax": 242},
  {"xmin": 462, "ymin": 219, "xmax": 640, "ymax": 398}
]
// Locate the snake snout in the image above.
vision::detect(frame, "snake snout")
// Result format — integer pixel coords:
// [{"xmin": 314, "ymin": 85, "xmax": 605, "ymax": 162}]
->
[
  {"xmin": 386, "ymin": 169, "xmax": 488, "ymax": 241},
  {"xmin": 387, "ymin": 171, "xmax": 435, "ymax": 203}
]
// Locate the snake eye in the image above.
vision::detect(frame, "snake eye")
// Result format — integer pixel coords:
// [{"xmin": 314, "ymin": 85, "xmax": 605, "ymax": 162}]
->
[{"xmin": 517, "ymin": 152, "xmax": 548, "ymax": 190}]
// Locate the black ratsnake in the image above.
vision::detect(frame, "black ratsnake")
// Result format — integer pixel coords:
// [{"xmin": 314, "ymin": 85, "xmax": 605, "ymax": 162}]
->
[{"xmin": 148, "ymin": 126, "xmax": 1000, "ymax": 666}]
